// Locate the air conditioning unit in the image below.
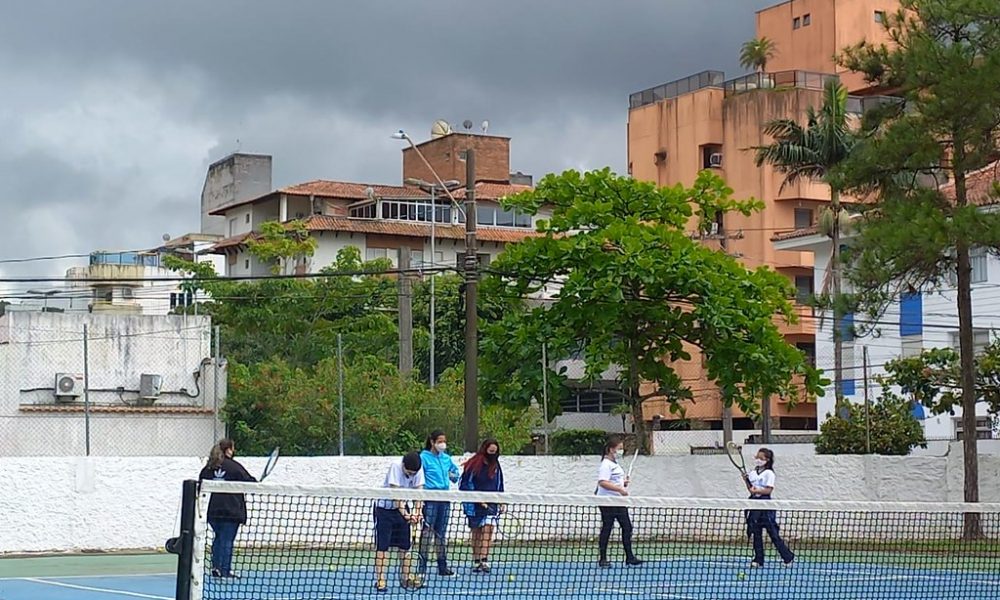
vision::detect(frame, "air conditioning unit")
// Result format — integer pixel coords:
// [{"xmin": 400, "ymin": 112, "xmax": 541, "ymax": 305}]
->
[
  {"xmin": 709, "ymin": 153, "xmax": 723, "ymax": 168},
  {"xmin": 54, "ymin": 373, "xmax": 83, "ymax": 402},
  {"xmin": 139, "ymin": 374, "xmax": 162, "ymax": 403},
  {"xmin": 710, "ymin": 222, "xmax": 720, "ymax": 236}
]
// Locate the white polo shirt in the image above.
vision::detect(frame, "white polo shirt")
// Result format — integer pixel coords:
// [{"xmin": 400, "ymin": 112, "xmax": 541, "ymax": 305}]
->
[
  {"xmin": 596, "ymin": 458, "xmax": 626, "ymax": 497},
  {"xmin": 376, "ymin": 461, "xmax": 424, "ymax": 509}
]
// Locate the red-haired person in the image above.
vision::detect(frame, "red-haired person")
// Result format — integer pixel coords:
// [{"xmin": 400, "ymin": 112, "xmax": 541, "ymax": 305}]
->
[{"xmin": 459, "ymin": 439, "xmax": 504, "ymax": 573}]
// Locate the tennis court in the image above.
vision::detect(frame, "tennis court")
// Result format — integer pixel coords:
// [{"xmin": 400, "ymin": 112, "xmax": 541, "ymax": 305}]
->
[{"xmin": 2, "ymin": 553, "xmax": 997, "ymax": 600}]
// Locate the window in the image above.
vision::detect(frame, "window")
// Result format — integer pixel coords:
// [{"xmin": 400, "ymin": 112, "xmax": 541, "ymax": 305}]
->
[
  {"xmin": 971, "ymin": 246, "xmax": 988, "ymax": 283},
  {"xmin": 803, "ymin": 13, "xmax": 811, "ymax": 26},
  {"xmin": 476, "ymin": 206, "xmax": 495, "ymax": 226},
  {"xmin": 122, "ymin": 287, "xmax": 134, "ymax": 300},
  {"xmin": 794, "ymin": 208, "xmax": 814, "ymax": 229},
  {"xmin": 951, "ymin": 329, "xmax": 991, "ymax": 355},
  {"xmin": 496, "ymin": 208, "xmax": 515, "ymax": 227},
  {"xmin": 794, "ymin": 275, "xmax": 814, "ymax": 303},
  {"xmin": 245, "ymin": 213, "xmax": 250, "ymax": 224},
  {"xmin": 875, "ymin": 10, "xmax": 886, "ymax": 24},
  {"xmin": 244, "ymin": 259, "xmax": 249, "ymax": 269},
  {"xmin": 410, "ymin": 250, "xmax": 424, "ymax": 267},
  {"xmin": 840, "ymin": 344, "xmax": 856, "ymax": 396},
  {"xmin": 955, "ymin": 416, "xmax": 994, "ymax": 441},
  {"xmin": 899, "ymin": 292, "xmax": 922, "ymax": 337},
  {"xmin": 796, "ymin": 342, "xmax": 816, "ymax": 368},
  {"xmin": 228, "ymin": 218, "xmax": 237, "ymax": 236},
  {"xmin": 793, "ymin": 17, "xmax": 801, "ymax": 29},
  {"xmin": 840, "ymin": 312, "xmax": 855, "ymax": 342},
  {"xmin": 367, "ymin": 247, "xmax": 400, "ymax": 267},
  {"xmin": 701, "ymin": 144, "xmax": 723, "ymax": 169}
]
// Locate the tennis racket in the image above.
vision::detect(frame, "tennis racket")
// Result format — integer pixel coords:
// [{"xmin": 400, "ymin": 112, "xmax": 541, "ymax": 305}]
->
[
  {"xmin": 725, "ymin": 441, "xmax": 752, "ymax": 490},
  {"xmin": 494, "ymin": 508, "xmax": 525, "ymax": 542},
  {"xmin": 626, "ymin": 449, "xmax": 639, "ymax": 478},
  {"xmin": 401, "ymin": 505, "xmax": 426, "ymax": 591},
  {"xmin": 260, "ymin": 446, "xmax": 280, "ymax": 481}
]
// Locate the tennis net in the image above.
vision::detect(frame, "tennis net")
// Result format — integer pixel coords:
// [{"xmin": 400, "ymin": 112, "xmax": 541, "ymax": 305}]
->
[{"xmin": 176, "ymin": 480, "xmax": 1000, "ymax": 600}]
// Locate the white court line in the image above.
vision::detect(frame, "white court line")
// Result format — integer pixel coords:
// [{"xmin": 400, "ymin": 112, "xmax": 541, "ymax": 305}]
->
[
  {"xmin": 0, "ymin": 572, "xmax": 172, "ymax": 581},
  {"xmin": 19, "ymin": 577, "xmax": 171, "ymax": 600}
]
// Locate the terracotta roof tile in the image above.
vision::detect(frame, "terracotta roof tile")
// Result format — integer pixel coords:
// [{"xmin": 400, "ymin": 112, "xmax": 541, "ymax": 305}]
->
[
  {"xmin": 303, "ymin": 215, "xmax": 541, "ymax": 244},
  {"xmin": 939, "ymin": 160, "xmax": 1000, "ymax": 207},
  {"xmin": 280, "ymin": 180, "xmax": 422, "ymax": 200},
  {"xmin": 771, "ymin": 226, "xmax": 821, "ymax": 242},
  {"xmin": 207, "ymin": 215, "xmax": 542, "ymax": 253}
]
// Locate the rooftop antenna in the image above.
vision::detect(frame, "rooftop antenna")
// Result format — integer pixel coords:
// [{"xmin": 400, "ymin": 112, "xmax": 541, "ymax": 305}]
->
[{"xmin": 481, "ymin": 120, "xmax": 489, "ymax": 134}]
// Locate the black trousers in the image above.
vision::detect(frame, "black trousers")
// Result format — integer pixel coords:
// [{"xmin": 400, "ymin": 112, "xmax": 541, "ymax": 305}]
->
[{"xmin": 598, "ymin": 506, "xmax": 636, "ymax": 561}]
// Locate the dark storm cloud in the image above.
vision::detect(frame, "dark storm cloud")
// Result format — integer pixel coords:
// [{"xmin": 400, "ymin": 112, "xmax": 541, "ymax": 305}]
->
[{"xmin": 0, "ymin": 0, "xmax": 775, "ymax": 283}]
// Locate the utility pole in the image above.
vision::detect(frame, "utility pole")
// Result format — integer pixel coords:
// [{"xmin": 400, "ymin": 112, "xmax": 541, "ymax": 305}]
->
[
  {"xmin": 463, "ymin": 150, "xmax": 479, "ymax": 452},
  {"xmin": 863, "ymin": 346, "xmax": 870, "ymax": 454},
  {"xmin": 429, "ymin": 186, "xmax": 436, "ymax": 388},
  {"xmin": 398, "ymin": 247, "xmax": 413, "ymax": 377}
]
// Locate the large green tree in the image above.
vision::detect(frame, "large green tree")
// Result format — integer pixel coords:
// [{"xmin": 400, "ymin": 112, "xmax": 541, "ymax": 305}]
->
[
  {"xmin": 483, "ymin": 168, "xmax": 824, "ymax": 449},
  {"xmin": 754, "ymin": 78, "xmax": 858, "ymax": 406},
  {"xmin": 838, "ymin": 0, "xmax": 1000, "ymax": 537}
]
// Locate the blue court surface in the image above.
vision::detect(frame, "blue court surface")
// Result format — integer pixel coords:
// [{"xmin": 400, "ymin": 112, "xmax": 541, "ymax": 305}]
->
[{"xmin": 3, "ymin": 557, "xmax": 995, "ymax": 600}]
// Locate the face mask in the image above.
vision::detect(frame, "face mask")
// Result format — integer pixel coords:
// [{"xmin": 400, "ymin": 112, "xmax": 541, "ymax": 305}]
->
[
  {"xmin": 435, "ymin": 442, "xmax": 447, "ymax": 452},
  {"xmin": 615, "ymin": 448, "xmax": 625, "ymax": 459},
  {"xmin": 754, "ymin": 458, "xmax": 766, "ymax": 468},
  {"xmin": 486, "ymin": 452, "xmax": 498, "ymax": 461}
]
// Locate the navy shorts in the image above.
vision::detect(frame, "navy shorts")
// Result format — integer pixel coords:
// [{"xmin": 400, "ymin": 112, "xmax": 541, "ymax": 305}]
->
[{"xmin": 374, "ymin": 507, "xmax": 411, "ymax": 552}]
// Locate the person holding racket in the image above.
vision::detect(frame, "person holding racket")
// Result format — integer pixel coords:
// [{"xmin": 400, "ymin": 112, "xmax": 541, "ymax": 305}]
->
[
  {"xmin": 459, "ymin": 438, "xmax": 504, "ymax": 574},
  {"xmin": 374, "ymin": 451, "xmax": 425, "ymax": 592},
  {"xmin": 743, "ymin": 447, "xmax": 794, "ymax": 568},
  {"xmin": 198, "ymin": 438, "xmax": 256, "ymax": 579},
  {"xmin": 595, "ymin": 435, "xmax": 643, "ymax": 568}
]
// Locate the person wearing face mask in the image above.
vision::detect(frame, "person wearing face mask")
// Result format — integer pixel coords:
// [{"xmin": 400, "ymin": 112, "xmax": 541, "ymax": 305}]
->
[
  {"xmin": 198, "ymin": 438, "xmax": 256, "ymax": 578},
  {"xmin": 419, "ymin": 430, "xmax": 461, "ymax": 577},
  {"xmin": 595, "ymin": 435, "xmax": 642, "ymax": 568},
  {"xmin": 743, "ymin": 447, "xmax": 794, "ymax": 568},
  {"xmin": 459, "ymin": 438, "xmax": 504, "ymax": 573}
]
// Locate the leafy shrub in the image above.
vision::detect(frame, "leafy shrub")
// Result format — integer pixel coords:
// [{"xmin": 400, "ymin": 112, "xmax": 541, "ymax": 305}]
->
[
  {"xmin": 550, "ymin": 429, "xmax": 612, "ymax": 456},
  {"xmin": 815, "ymin": 392, "xmax": 927, "ymax": 455}
]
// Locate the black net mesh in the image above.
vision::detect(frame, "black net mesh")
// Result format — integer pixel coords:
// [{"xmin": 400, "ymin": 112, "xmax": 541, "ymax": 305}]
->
[{"xmin": 186, "ymin": 481, "xmax": 1000, "ymax": 600}]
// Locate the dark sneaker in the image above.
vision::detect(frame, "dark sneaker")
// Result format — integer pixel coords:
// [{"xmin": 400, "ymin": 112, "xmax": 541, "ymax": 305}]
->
[
  {"xmin": 598, "ymin": 560, "xmax": 611, "ymax": 568},
  {"xmin": 438, "ymin": 567, "xmax": 457, "ymax": 577},
  {"xmin": 626, "ymin": 558, "xmax": 644, "ymax": 566}
]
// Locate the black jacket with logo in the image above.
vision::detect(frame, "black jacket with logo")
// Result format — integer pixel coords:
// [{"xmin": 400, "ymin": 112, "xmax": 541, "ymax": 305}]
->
[{"xmin": 198, "ymin": 457, "xmax": 256, "ymax": 524}]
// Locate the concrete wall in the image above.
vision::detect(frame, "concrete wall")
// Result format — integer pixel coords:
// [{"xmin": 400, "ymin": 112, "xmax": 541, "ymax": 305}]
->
[
  {"xmin": 200, "ymin": 153, "xmax": 272, "ymax": 237},
  {"xmin": 0, "ymin": 312, "xmax": 223, "ymax": 456},
  {"xmin": 1, "ymin": 452, "xmax": 998, "ymax": 554}
]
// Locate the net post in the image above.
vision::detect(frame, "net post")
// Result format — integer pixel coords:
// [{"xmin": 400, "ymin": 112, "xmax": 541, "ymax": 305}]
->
[{"xmin": 175, "ymin": 479, "xmax": 198, "ymax": 600}]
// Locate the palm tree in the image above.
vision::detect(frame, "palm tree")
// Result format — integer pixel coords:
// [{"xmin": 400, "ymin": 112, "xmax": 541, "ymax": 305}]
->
[
  {"xmin": 753, "ymin": 78, "xmax": 857, "ymax": 405},
  {"xmin": 740, "ymin": 37, "xmax": 776, "ymax": 73}
]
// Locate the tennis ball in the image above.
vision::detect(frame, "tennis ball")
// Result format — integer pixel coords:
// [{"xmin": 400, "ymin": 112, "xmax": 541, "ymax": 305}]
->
[
  {"xmin": 508, "ymin": 574, "xmax": 516, "ymax": 582},
  {"xmin": 737, "ymin": 572, "xmax": 747, "ymax": 581}
]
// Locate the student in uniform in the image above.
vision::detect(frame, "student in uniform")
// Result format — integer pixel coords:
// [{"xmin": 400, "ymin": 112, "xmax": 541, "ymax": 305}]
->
[
  {"xmin": 374, "ymin": 451, "xmax": 425, "ymax": 592},
  {"xmin": 743, "ymin": 447, "xmax": 795, "ymax": 568},
  {"xmin": 595, "ymin": 435, "xmax": 643, "ymax": 568},
  {"xmin": 419, "ymin": 430, "xmax": 461, "ymax": 577},
  {"xmin": 198, "ymin": 438, "xmax": 256, "ymax": 578},
  {"xmin": 459, "ymin": 438, "xmax": 504, "ymax": 573}
]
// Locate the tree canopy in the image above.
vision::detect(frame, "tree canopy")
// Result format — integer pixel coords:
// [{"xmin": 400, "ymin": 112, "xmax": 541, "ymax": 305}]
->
[{"xmin": 482, "ymin": 168, "xmax": 824, "ymax": 448}]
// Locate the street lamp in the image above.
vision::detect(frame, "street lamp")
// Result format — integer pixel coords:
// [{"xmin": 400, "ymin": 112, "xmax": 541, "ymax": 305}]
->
[
  {"xmin": 404, "ymin": 177, "xmax": 461, "ymax": 389},
  {"xmin": 393, "ymin": 129, "xmax": 479, "ymax": 452}
]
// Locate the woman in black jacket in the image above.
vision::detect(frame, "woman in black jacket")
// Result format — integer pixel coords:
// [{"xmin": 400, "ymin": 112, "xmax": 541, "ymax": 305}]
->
[{"xmin": 198, "ymin": 439, "xmax": 256, "ymax": 578}]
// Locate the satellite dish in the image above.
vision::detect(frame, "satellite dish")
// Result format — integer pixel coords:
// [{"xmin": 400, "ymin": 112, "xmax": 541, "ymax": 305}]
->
[
  {"xmin": 162, "ymin": 233, "xmax": 171, "ymax": 242},
  {"xmin": 431, "ymin": 120, "xmax": 452, "ymax": 139},
  {"xmin": 481, "ymin": 120, "xmax": 489, "ymax": 134},
  {"xmin": 462, "ymin": 119, "xmax": 474, "ymax": 131}
]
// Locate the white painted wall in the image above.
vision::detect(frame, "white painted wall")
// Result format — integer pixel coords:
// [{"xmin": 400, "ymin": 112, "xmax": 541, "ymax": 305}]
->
[
  {"xmin": 807, "ymin": 241, "xmax": 1000, "ymax": 440},
  {"xmin": 0, "ymin": 312, "xmax": 223, "ymax": 457},
  {"xmin": 1, "ymin": 453, "xmax": 998, "ymax": 554}
]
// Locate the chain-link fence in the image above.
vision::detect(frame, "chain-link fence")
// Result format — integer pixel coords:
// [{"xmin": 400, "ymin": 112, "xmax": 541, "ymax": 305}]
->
[{"xmin": 0, "ymin": 311, "xmax": 223, "ymax": 456}]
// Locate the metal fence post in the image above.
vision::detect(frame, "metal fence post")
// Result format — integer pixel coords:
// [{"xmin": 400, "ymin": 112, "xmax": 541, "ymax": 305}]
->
[
  {"xmin": 338, "ymin": 333, "xmax": 345, "ymax": 457},
  {"xmin": 213, "ymin": 325, "xmax": 221, "ymax": 443},
  {"xmin": 83, "ymin": 324, "xmax": 91, "ymax": 456}
]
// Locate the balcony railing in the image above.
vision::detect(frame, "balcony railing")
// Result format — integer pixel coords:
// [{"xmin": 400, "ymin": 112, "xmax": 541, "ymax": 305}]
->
[
  {"xmin": 348, "ymin": 198, "xmax": 533, "ymax": 229},
  {"xmin": 629, "ymin": 70, "xmax": 725, "ymax": 110},
  {"xmin": 723, "ymin": 70, "xmax": 838, "ymax": 96}
]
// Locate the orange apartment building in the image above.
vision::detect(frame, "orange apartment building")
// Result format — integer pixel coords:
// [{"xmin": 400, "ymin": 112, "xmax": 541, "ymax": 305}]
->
[{"xmin": 627, "ymin": 0, "xmax": 899, "ymax": 431}]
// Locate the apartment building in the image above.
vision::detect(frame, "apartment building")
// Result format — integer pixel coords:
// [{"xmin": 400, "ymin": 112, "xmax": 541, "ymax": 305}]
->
[
  {"xmin": 203, "ymin": 130, "xmax": 544, "ymax": 276},
  {"xmin": 626, "ymin": 0, "xmax": 900, "ymax": 431}
]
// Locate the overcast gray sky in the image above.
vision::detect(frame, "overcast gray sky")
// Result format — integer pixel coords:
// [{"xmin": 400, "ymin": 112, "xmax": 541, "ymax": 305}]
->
[{"xmin": 0, "ymin": 0, "xmax": 774, "ymax": 287}]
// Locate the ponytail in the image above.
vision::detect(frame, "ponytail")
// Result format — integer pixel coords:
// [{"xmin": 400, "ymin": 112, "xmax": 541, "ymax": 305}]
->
[{"xmin": 206, "ymin": 438, "xmax": 234, "ymax": 470}]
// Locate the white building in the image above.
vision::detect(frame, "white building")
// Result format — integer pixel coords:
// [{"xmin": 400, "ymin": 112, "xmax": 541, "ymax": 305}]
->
[
  {"xmin": 773, "ymin": 163, "xmax": 1000, "ymax": 441},
  {"xmin": 0, "ymin": 311, "xmax": 224, "ymax": 456},
  {"xmin": 62, "ymin": 235, "xmax": 225, "ymax": 316}
]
